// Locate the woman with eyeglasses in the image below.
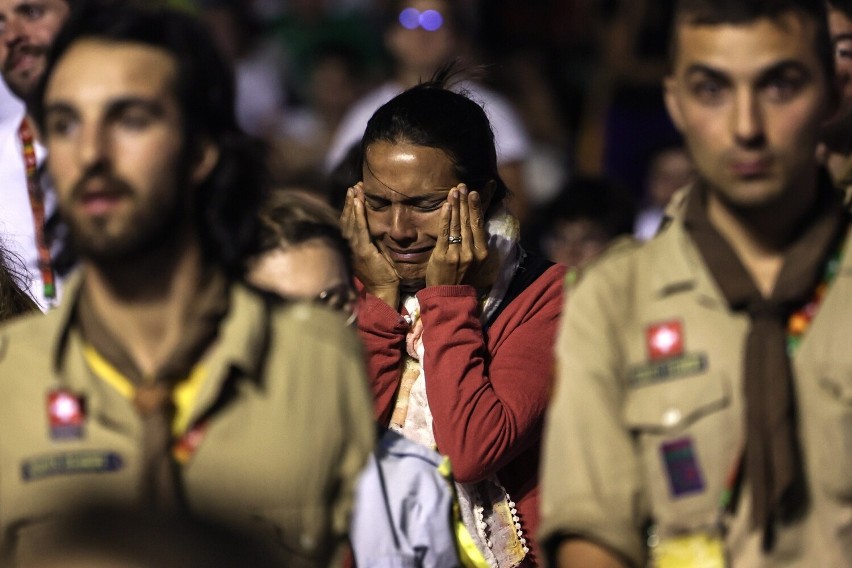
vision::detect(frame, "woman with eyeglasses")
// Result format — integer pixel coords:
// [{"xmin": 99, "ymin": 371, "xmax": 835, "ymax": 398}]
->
[
  {"xmin": 341, "ymin": 71, "xmax": 567, "ymax": 567},
  {"xmin": 246, "ymin": 189, "xmax": 357, "ymax": 322}
]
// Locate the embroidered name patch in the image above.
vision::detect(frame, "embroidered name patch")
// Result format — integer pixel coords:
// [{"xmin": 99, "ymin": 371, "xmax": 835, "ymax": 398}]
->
[
  {"xmin": 629, "ymin": 353, "xmax": 707, "ymax": 388},
  {"xmin": 21, "ymin": 451, "xmax": 123, "ymax": 482},
  {"xmin": 661, "ymin": 437, "xmax": 705, "ymax": 497}
]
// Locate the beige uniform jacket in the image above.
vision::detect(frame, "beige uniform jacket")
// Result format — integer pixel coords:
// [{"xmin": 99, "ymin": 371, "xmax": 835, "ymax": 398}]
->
[
  {"xmin": 540, "ymin": 214, "xmax": 852, "ymax": 567},
  {"xmin": 0, "ymin": 276, "xmax": 375, "ymax": 567}
]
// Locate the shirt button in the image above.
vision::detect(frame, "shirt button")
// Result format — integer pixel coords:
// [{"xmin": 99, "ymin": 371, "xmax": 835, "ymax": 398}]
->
[{"xmin": 300, "ymin": 534, "xmax": 316, "ymax": 550}]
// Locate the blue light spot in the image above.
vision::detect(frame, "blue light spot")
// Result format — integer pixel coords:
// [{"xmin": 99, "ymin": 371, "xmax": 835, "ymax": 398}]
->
[
  {"xmin": 419, "ymin": 9, "xmax": 443, "ymax": 31},
  {"xmin": 399, "ymin": 8, "xmax": 420, "ymax": 30}
]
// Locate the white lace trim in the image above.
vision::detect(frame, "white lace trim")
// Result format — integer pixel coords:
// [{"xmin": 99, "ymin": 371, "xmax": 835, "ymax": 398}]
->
[{"xmin": 391, "ymin": 206, "xmax": 528, "ymax": 567}]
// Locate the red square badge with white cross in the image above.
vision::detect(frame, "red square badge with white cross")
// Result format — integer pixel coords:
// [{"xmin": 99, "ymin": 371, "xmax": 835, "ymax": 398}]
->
[
  {"xmin": 47, "ymin": 390, "xmax": 85, "ymax": 440},
  {"xmin": 646, "ymin": 320, "xmax": 684, "ymax": 360}
]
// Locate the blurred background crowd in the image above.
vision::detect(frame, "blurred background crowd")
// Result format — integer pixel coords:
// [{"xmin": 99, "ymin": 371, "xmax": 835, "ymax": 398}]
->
[{"xmin": 172, "ymin": 0, "xmax": 695, "ymax": 268}]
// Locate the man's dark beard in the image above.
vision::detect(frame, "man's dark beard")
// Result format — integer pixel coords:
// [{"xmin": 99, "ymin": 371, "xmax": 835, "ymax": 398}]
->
[
  {"xmin": 70, "ymin": 205, "xmax": 184, "ymax": 268},
  {"xmin": 65, "ymin": 172, "xmax": 186, "ymax": 267},
  {"xmin": 2, "ymin": 43, "xmax": 47, "ymax": 101}
]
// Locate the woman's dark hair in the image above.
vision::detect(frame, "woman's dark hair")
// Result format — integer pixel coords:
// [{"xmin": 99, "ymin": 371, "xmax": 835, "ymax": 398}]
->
[
  {"xmin": 0, "ymin": 248, "xmax": 38, "ymax": 321},
  {"xmin": 360, "ymin": 65, "xmax": 509, "ymax": 216},
  {"xmin": 32, "ymin": 1, "xmax": 267, "ymax": 276},
  {"xmin": 255, "ymin": 190, "xmax": 353, "ymax": 281}
]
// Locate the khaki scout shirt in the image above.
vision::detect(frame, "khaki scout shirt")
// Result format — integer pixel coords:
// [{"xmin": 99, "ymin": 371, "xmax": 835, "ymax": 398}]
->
[
  {"xmin": 0, "ymin": 275, "xmax": 375, "ymax": 567},
  {"xmin": 540, "ymin": 215, "xmax": 852, "ymax": 567}
]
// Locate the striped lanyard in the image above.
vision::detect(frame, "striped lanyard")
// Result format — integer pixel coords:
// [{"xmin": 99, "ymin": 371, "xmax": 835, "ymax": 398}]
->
[{"xmin": 18, "ymin": 118, "xmax": 56, "ymax": 301}]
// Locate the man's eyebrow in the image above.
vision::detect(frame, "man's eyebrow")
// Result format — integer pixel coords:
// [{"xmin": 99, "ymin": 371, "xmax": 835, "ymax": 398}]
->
[
  {"xmin": 103, "ymin": 97, "xmax": 166, "ymax": 120},
  {"xmin": 44, "ymin": 97, "xmax": 165, "ymax": 116},
  {"xmin": 834, "ymin": 32, "xmax": 852, "ymax": 44},
  {"xmin": 755, "ymin": 60, "xmax": 813, "ymax": 81},
  {"xmin": 684, "ymin": 59, "xmax": 811, "ymax": 81},
  {"xmin": 13, "ymin": 3, "xmax": 36, "ymax": 15},
  {"xmin": 683, "ymin": 64, "xmax": 730, "ymax": 80},
  {"xmin": 43, "ymin": 101, "xmax": 76, "ymax": 117}
]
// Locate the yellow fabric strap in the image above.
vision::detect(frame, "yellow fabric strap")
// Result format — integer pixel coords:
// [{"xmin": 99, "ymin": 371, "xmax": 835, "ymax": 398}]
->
[
  {"xmin": 81, "ymin": 343, "xmax": 207, "ymax": 435},
  {"xmin": 437, "ymin": 457, "xmax": 489, "ymax": 568}
]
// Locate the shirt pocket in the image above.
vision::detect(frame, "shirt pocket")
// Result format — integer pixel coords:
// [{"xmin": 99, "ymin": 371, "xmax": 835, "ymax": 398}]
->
[
  {"xmin": 623, "ymin": 373, "xmax": 736, "ymax": 531},
  {"xmin": 810, "ymin": 374, "xmax": 852, "ymax": 500}
]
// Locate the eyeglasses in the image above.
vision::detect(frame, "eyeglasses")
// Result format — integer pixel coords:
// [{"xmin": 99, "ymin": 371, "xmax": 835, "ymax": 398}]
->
[
  {"xmin": 314, "ymin": 283, "xmax": 358, "ymax": 326},
  {"xmin": 398, "ymin": 8, "xmax": 444, "ymax": 31}
]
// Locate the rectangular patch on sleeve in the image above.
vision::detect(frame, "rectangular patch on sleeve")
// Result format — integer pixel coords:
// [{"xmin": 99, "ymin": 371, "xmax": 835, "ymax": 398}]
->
[
  {"xmin": 661, "ymin": 437, "xmax": 705, "ymax": 497},
  {"xmin": 629, "ymin": 353, "xmax": 707, "ymax": 388},
  {"xmin": 22, "ymin": 451, "xmax": 124, "ymax": 482}
]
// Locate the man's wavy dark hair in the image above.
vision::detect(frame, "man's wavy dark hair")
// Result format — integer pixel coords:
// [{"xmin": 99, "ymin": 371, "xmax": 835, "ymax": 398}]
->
[
  {"xmin": 671, "ymin": 0, "xmax": 834, "ymax": 83},
  {"xmin": 31, "ymin": 0, "xmax": 266, "ymax": 276}
]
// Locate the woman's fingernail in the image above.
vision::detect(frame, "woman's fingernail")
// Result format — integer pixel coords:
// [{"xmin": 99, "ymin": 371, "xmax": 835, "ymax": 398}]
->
[{"xmin": 459, "ymin": 184, "xmax": 468, "ymax": 196}]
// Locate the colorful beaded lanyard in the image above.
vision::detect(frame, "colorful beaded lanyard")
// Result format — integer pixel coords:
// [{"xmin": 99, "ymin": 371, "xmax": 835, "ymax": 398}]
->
[
  {"xmin": 18, "ymin": 118, "xmax": 56, "ymax": 301},
  {"xmin": 786, "ymin": 245, "xmax": 843, "ymax": 355}
]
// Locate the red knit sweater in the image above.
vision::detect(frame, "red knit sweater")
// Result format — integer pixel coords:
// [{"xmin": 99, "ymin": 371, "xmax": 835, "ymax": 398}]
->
[{"xmin": 355, "ymin": 263, "xmax": 567, "ymax": 565}]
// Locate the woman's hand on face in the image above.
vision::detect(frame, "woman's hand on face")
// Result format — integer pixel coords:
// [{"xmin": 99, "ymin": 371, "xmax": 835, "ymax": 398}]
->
[
  {"xmin": 340, "ymin": 182, "xmax": 401, "ymax": 308},
  {"xmin": 425, "ymin": 184, "xmax": 489, "ymax": 287}
]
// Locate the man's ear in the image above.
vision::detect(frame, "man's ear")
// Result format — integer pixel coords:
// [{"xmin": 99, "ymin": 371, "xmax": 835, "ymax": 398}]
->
[
  {"xmin": 191, "ymin": 140, "xmax": 220, "ymax": 185},
  {"xmin": 663, "ymin": 76, "xmax": 685, "ymax": 133}
]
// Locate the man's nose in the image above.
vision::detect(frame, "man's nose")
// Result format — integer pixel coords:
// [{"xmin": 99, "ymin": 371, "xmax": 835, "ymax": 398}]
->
[
  {"xmin": 733, "ymin": 89, "xmax": 765, "ymax": 147},
  {"xmin": 76, "ymin": 125, "xmax": 109, "ymax": 170}
]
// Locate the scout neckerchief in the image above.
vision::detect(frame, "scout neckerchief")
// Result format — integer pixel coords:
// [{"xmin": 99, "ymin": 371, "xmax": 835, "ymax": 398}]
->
[
  {"xmin": 683, "ymin": 180, "xmax": 847, "ymax": 550},
  {"xmin": 716, "ymin": 241, "xmax": 841, "ymax": 514},
  {"xmin": 390, "ymin": 206, "xmax": 530, "ymax": 568},
  {"xmin": 76, "ymin": 269, "xmax": 229, "ymax": 512},
  {"xmin": 18, "ymin": 118, "xmax": 56, "ymax": 303}
]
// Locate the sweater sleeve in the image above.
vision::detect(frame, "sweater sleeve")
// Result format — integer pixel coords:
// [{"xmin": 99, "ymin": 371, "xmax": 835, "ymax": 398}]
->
[
  {"xmin": 416, "ymin": 265, "xmax": 566, "ymax": 483},
  {"xmin": 355, "ymin": 289, "xmax": 408, "ymax": 424}
]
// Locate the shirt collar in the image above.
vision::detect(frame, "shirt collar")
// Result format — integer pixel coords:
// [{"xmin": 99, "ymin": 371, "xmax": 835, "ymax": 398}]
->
[{"xmin": 50, "ymin": 271, "xmax": 270, "ymax": 391}]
